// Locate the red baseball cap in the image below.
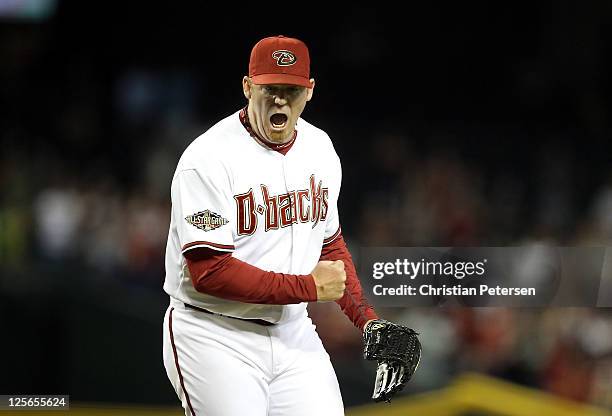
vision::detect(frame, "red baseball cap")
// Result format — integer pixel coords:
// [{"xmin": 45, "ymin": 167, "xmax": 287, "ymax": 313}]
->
[{"xmin": 248, "ymin": 35, "xmax": 313, "ymax": 88}]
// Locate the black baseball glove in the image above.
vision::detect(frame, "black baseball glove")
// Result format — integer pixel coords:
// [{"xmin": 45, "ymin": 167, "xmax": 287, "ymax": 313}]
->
[{"xmin": 363, "ymin": 319, "xmax": 421, "ymax": 402}]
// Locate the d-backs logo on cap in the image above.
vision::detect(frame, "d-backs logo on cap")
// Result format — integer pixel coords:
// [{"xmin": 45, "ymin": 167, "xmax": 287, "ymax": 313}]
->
[{"xmin": 272, "ymin": 50, "xmax": 297, "ymax": 66}]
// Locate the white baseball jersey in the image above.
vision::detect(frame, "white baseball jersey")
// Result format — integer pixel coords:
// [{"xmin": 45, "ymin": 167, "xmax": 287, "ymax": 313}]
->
[{"xmin": 163, "ymin": 108, "xmax": 342, "ymax": 324}]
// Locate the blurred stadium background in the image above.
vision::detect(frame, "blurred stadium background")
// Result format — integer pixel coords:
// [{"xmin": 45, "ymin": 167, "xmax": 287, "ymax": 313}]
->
[{"xmin": 1, "ymin": 1, "xmax": 611, "ymax": 414}]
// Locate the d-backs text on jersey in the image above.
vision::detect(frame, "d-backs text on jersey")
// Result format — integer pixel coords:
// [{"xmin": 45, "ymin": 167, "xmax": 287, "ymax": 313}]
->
[{"xmin": 234, "ymin": 174, "xmax": 329, "ymax": 235}]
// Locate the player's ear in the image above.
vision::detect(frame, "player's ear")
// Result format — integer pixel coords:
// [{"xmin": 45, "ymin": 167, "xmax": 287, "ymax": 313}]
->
[
  {"xmin": 306, "ymin": 79, "xmax": 315, "ymax": 101},
  {"xmin": 243, "ymin": 76, "xmax": 252, "ymax": 99}
]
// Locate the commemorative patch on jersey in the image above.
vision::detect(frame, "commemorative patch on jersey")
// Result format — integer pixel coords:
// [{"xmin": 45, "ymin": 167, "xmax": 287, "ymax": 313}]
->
[{"xmin": 185, "ymin": 210, "xmax": 229, "ymax": 232}]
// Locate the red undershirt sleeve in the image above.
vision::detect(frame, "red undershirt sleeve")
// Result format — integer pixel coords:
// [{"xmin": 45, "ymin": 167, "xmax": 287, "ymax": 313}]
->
[
  {"xmin": 320, "ymin": 233, "xmax": 379, "ymax": 330},
  {"xmin": 184, "ymin": 248, "xmax": 318, "ymax": 305}
]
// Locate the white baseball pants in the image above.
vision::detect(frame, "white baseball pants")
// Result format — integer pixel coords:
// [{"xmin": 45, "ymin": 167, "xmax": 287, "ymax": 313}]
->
[{"xmin": 162, "ymin": 299, "xmax": 345, "ymax": 416}]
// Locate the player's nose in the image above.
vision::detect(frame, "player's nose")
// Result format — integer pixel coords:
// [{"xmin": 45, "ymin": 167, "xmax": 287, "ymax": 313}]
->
[{"xmin": 274, "ymin": 95, "xmax": 287, "ymax": 105}]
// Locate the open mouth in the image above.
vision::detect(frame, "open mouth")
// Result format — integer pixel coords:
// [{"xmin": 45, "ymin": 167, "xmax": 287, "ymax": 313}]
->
[{"xmin": 270, "ymin": 113, "xmax": 288, "ymax": 129}]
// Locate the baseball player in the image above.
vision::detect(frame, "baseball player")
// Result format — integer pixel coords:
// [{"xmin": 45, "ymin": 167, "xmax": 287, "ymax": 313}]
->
[{"xmin": 162, "ymin": 35, "xmax": 419, "ymax": 416}]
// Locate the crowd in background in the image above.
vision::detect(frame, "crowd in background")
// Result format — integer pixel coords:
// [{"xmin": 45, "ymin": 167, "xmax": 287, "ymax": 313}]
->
[{"xmin": 1, "ymin": 2, "xmax": 612, "ymax": 409}]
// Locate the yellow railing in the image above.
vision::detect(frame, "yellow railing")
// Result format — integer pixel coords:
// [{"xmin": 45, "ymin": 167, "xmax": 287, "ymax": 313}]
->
[{"xmin": 347, "ymin": 373, "xmax": 611, "ymax": 416}]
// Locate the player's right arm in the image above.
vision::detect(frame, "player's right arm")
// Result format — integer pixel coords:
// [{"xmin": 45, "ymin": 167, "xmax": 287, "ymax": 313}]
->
[{"xmin": 184, "ymin": 248, "xmax": 346, "ymax": 303}]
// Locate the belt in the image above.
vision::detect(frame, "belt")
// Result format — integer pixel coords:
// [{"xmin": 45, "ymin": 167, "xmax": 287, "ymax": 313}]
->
[{"xmin": 184, "ymin": 303, "xmax": 275, "ymax": 327}]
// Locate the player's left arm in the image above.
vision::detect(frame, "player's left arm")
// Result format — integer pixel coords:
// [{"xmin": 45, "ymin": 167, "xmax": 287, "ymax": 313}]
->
[{"xmin": 321, "ymin": 233, "xmax": 421, "ymax": 402}]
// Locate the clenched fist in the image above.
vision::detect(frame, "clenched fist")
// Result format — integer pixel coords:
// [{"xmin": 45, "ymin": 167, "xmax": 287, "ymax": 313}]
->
[{"xmin": 311, "ymin": 260, "xmax": 346, "ymax": 301}]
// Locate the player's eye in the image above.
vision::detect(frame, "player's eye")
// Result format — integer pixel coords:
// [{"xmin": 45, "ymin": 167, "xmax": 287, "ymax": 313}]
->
[{"xmin": 261, "ymin": 86, "xmax": 301, "ymax": 98}]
